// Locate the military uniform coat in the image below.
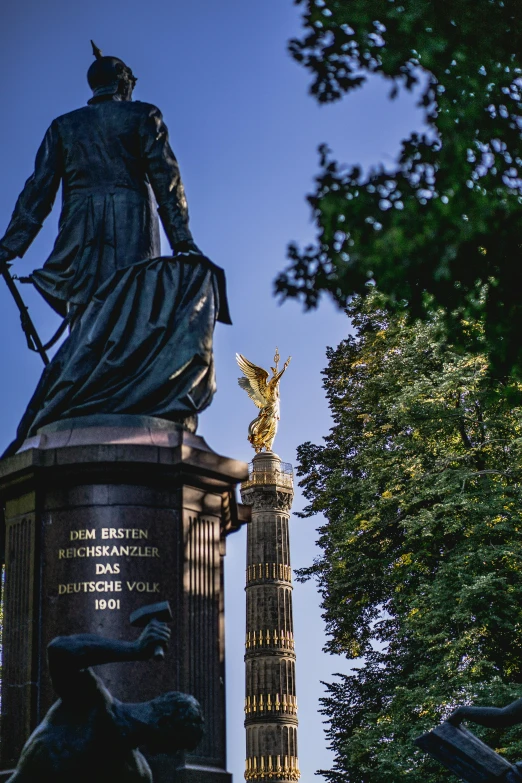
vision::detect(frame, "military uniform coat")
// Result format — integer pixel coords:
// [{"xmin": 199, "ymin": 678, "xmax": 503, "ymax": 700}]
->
[{"xmin": 0, "ymin": 97, "xmax": 193, "ymax": 316}]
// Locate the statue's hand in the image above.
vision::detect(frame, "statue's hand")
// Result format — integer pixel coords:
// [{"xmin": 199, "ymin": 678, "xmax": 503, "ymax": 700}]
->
[
  {"xmin": 173, "ymin": 239, "xmax": 203, "ymax": 256},
  {"xmin": 446, "ymin": 707, "xmax": 465, "ymax": 726},
  {"xmin": 0, "ymin": 245, "xmax": 14, "ymax": 267},
  {"xmin": 136, "ymin": 618, "xmax": 171, "ymax": 659}
]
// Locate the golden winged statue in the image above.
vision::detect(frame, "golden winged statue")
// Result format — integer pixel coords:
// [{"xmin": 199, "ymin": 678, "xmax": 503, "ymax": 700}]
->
[{"xmin": 236, "ymin": 348, "xmax": 291, "ymax": 453}]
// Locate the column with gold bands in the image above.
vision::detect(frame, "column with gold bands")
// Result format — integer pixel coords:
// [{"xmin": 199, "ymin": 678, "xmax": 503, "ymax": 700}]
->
[{"xmin": 241, "ymin": 452, "xmax": 299, "ymax": 783}]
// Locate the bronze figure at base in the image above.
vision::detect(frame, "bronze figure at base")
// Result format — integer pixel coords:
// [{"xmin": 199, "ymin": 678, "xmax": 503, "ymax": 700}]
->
[{"xmin": 7, "ymin": 612, "xmax": 203, "ymax": 783}]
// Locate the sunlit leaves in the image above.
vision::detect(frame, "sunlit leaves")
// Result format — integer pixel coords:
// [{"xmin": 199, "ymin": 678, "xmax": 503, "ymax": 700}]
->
[{"xmin": 297, "ymin": 293, "xmax": 522, "ymax": 782}]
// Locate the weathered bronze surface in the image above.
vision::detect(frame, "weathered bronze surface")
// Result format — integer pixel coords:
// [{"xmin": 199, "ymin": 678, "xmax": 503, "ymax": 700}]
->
[
  {"xmin": 0, "ymin": 45, "xmax": 230, "ymax": 454},
  {"xmin": 5, "ymin": 255, "xmax": 230, "ymax": 456},
  {"xmin": 6, "ymin": 620, "xmax": 203, "ymax": 783},
  {"xmin": 236, "ymin": 349, "xmax": 291, "ymax": 453},
  {"xmin": 415, "ymin": 702, "xmax": 522, "ymax": 783}
]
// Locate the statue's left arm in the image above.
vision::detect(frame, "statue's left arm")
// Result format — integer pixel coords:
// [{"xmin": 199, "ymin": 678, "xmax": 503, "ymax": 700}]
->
[
  {"xmin": 47, "ymin": 619, "xmax": 171, "ymax": 703},
  {"xmin": 141, "ymin": 106, "xmax": 198, "ymax": 253},
  {"xmin": 0, "ymin": 121, "xmax": 62, "ymax": 262},
  {"xmin": 448, "ymin": 698, "xmax": 522, "ymax": 729}
]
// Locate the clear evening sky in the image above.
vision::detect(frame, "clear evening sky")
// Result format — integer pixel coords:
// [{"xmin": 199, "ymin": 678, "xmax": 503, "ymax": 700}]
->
[{"xmin": 0, "ymin": 1, "xmax": 423, "ymax": 777}]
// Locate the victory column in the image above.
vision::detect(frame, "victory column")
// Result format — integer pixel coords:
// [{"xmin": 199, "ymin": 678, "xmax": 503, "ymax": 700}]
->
[{"xmin": 237, "ymin": 351, "xmax": 300, "ymax": 783}]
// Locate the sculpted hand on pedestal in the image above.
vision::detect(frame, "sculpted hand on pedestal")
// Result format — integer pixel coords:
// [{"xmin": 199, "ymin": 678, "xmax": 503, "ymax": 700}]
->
[{"xmin": 135, "ymin": 619, "xmax": 171, "ymax": 660}]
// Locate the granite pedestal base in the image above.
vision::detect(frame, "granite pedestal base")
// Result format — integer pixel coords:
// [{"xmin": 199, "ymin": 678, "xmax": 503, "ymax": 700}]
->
[{"xmin": 0, "ymin": 416, "xmax": 249, "ymax": 783}]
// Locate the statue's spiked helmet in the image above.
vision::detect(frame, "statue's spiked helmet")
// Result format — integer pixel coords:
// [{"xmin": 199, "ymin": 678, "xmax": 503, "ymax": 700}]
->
[{"xmin": 87, "ymin": 41, "xmax": 137, "ymax": 101}]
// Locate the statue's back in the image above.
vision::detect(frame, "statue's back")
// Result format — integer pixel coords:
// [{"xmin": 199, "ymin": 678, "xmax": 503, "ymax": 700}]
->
[{"xmin": 55, "ymin": 100, "xmax": 161, "ymax": 195}]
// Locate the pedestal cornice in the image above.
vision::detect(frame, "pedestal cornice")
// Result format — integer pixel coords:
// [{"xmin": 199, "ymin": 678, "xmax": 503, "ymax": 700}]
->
[{"xmin": 0, "ymin": 424, "xmax": 251, "ymax": 535}]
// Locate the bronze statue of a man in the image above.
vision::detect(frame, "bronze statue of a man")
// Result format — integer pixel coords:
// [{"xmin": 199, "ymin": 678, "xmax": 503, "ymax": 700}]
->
[
  {"xmin": 7, "ymin": 620, "xmax": 203, "ymax": 783},
  {"xmin": 0, "ymin": 44, "xmax": 231, "ymax": 454},
  {"xmin": 0, "ymin": 42, "xmax": 199, "ymax": 319}
]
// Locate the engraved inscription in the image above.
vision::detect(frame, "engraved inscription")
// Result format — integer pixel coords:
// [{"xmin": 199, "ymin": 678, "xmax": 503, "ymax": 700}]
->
[
  {"xmin": 58, "ymin": 546, "xmax": 159, "ymax": 558},
  {"xmin": 55, "ymin": 527, "xmax": 160, "ymax": 609}
]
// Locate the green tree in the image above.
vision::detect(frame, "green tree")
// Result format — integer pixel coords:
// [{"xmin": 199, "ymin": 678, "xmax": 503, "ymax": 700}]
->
[
  {"xmin": 277, "ymin": 0, "xmax": 522, "ymax": 375},
  {"xmin": 297, "ymin": 290, "xmax": 522, "ymax": 782}
]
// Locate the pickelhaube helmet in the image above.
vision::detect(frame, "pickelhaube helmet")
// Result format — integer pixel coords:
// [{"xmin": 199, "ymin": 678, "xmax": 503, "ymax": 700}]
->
[{"xmin": 87, "ymin": 41, "xmax": 137, "ymax": 101}]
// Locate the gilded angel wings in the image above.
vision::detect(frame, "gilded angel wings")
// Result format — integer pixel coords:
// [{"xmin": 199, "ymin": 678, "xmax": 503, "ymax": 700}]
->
[{"xmin": 236, "ymin": 349, "xmax": 291, "ymax": 452}]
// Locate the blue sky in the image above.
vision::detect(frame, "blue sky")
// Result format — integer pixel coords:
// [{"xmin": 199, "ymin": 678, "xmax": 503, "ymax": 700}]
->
[{"xmin": 1, "ymin": 1, "xmax": 424, "ymax": 778}]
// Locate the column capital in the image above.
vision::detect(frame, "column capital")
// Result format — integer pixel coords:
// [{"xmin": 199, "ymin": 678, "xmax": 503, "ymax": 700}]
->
[{"xmin": 240, "ymin": 485, "xmax": 293, "ymax": 513}]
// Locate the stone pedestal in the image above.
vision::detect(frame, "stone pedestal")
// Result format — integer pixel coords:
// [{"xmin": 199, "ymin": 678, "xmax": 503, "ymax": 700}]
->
[{"xmin": 0, "ymin": 416, "xmax": 249, "ymax": 783}]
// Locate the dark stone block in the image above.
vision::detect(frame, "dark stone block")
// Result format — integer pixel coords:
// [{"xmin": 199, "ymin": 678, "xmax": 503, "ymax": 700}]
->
[{"xmin": 0, "ymin": 423, "xmax": 247, "ymax": 783}]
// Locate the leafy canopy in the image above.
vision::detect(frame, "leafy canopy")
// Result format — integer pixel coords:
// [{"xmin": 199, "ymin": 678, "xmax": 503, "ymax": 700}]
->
[
  {"xmin": 277, "ymin": 0, "xmax": 522, "ymax": 375},
  {"xmin": 297, "ymin": 291, "xmax": 522, "ymax": 782}
]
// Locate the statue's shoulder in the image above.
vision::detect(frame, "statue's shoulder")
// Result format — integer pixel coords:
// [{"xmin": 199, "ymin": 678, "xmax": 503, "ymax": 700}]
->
[
  {"xmin": 55, "ymin": 102, "xmax": 163, "ymax": 122},
  {"xmin": 50, "ymin": 102, "xmax": 166, "ymax": 139},
  {"xmin": 133, "ymin": 100, "xmax": 164, "ymax": 118},
  {"xmin": 51, "ymin": 106, "xmax": 93, "ymax": 132},
  {"xmin": 54, "ymin": 106, "xmax": 91, "ymax": 122},
  {"xmin": 107, "ymin": 100, "xmax": 161, "ymax": 115}
]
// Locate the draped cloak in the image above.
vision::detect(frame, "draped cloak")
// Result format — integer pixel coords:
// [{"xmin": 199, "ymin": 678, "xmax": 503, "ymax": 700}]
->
[{"xmin": 0, "ymin": 97, "xmax": 230, "ymax": 453}]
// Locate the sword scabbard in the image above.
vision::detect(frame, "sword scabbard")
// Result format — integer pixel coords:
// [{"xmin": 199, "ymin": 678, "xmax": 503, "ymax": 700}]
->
[{"xmin": 0, "ymin": 261, "xmax": 49, "ymax": 366}]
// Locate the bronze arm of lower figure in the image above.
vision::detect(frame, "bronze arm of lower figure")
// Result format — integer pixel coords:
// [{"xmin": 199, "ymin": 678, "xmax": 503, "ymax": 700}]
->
[
  {"xmin": 448, "ymin": 698, "xmax": 522, "ymax": 730},
  {"xmin": 7, "ymin": 620, "xmax": 203, "ymax": 783},
  {"xmin": 48, "ymin": 618, "xmax": 171, "ymax": 698}
]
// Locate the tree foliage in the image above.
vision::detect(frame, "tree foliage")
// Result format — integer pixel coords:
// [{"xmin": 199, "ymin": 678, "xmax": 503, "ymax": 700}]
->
[
  {"xmin": 277, "ymin": 0, "xmax": 522, "ymax": 375},
  {"xmin": 297, "ymin": 291, "xmax": 522, "ymax": 782}
]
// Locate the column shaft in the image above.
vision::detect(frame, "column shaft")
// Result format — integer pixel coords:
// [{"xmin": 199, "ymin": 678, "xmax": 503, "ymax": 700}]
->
[{"xmin": 241, "ymin": 452, "xmax": 300, "ymax": 783}]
